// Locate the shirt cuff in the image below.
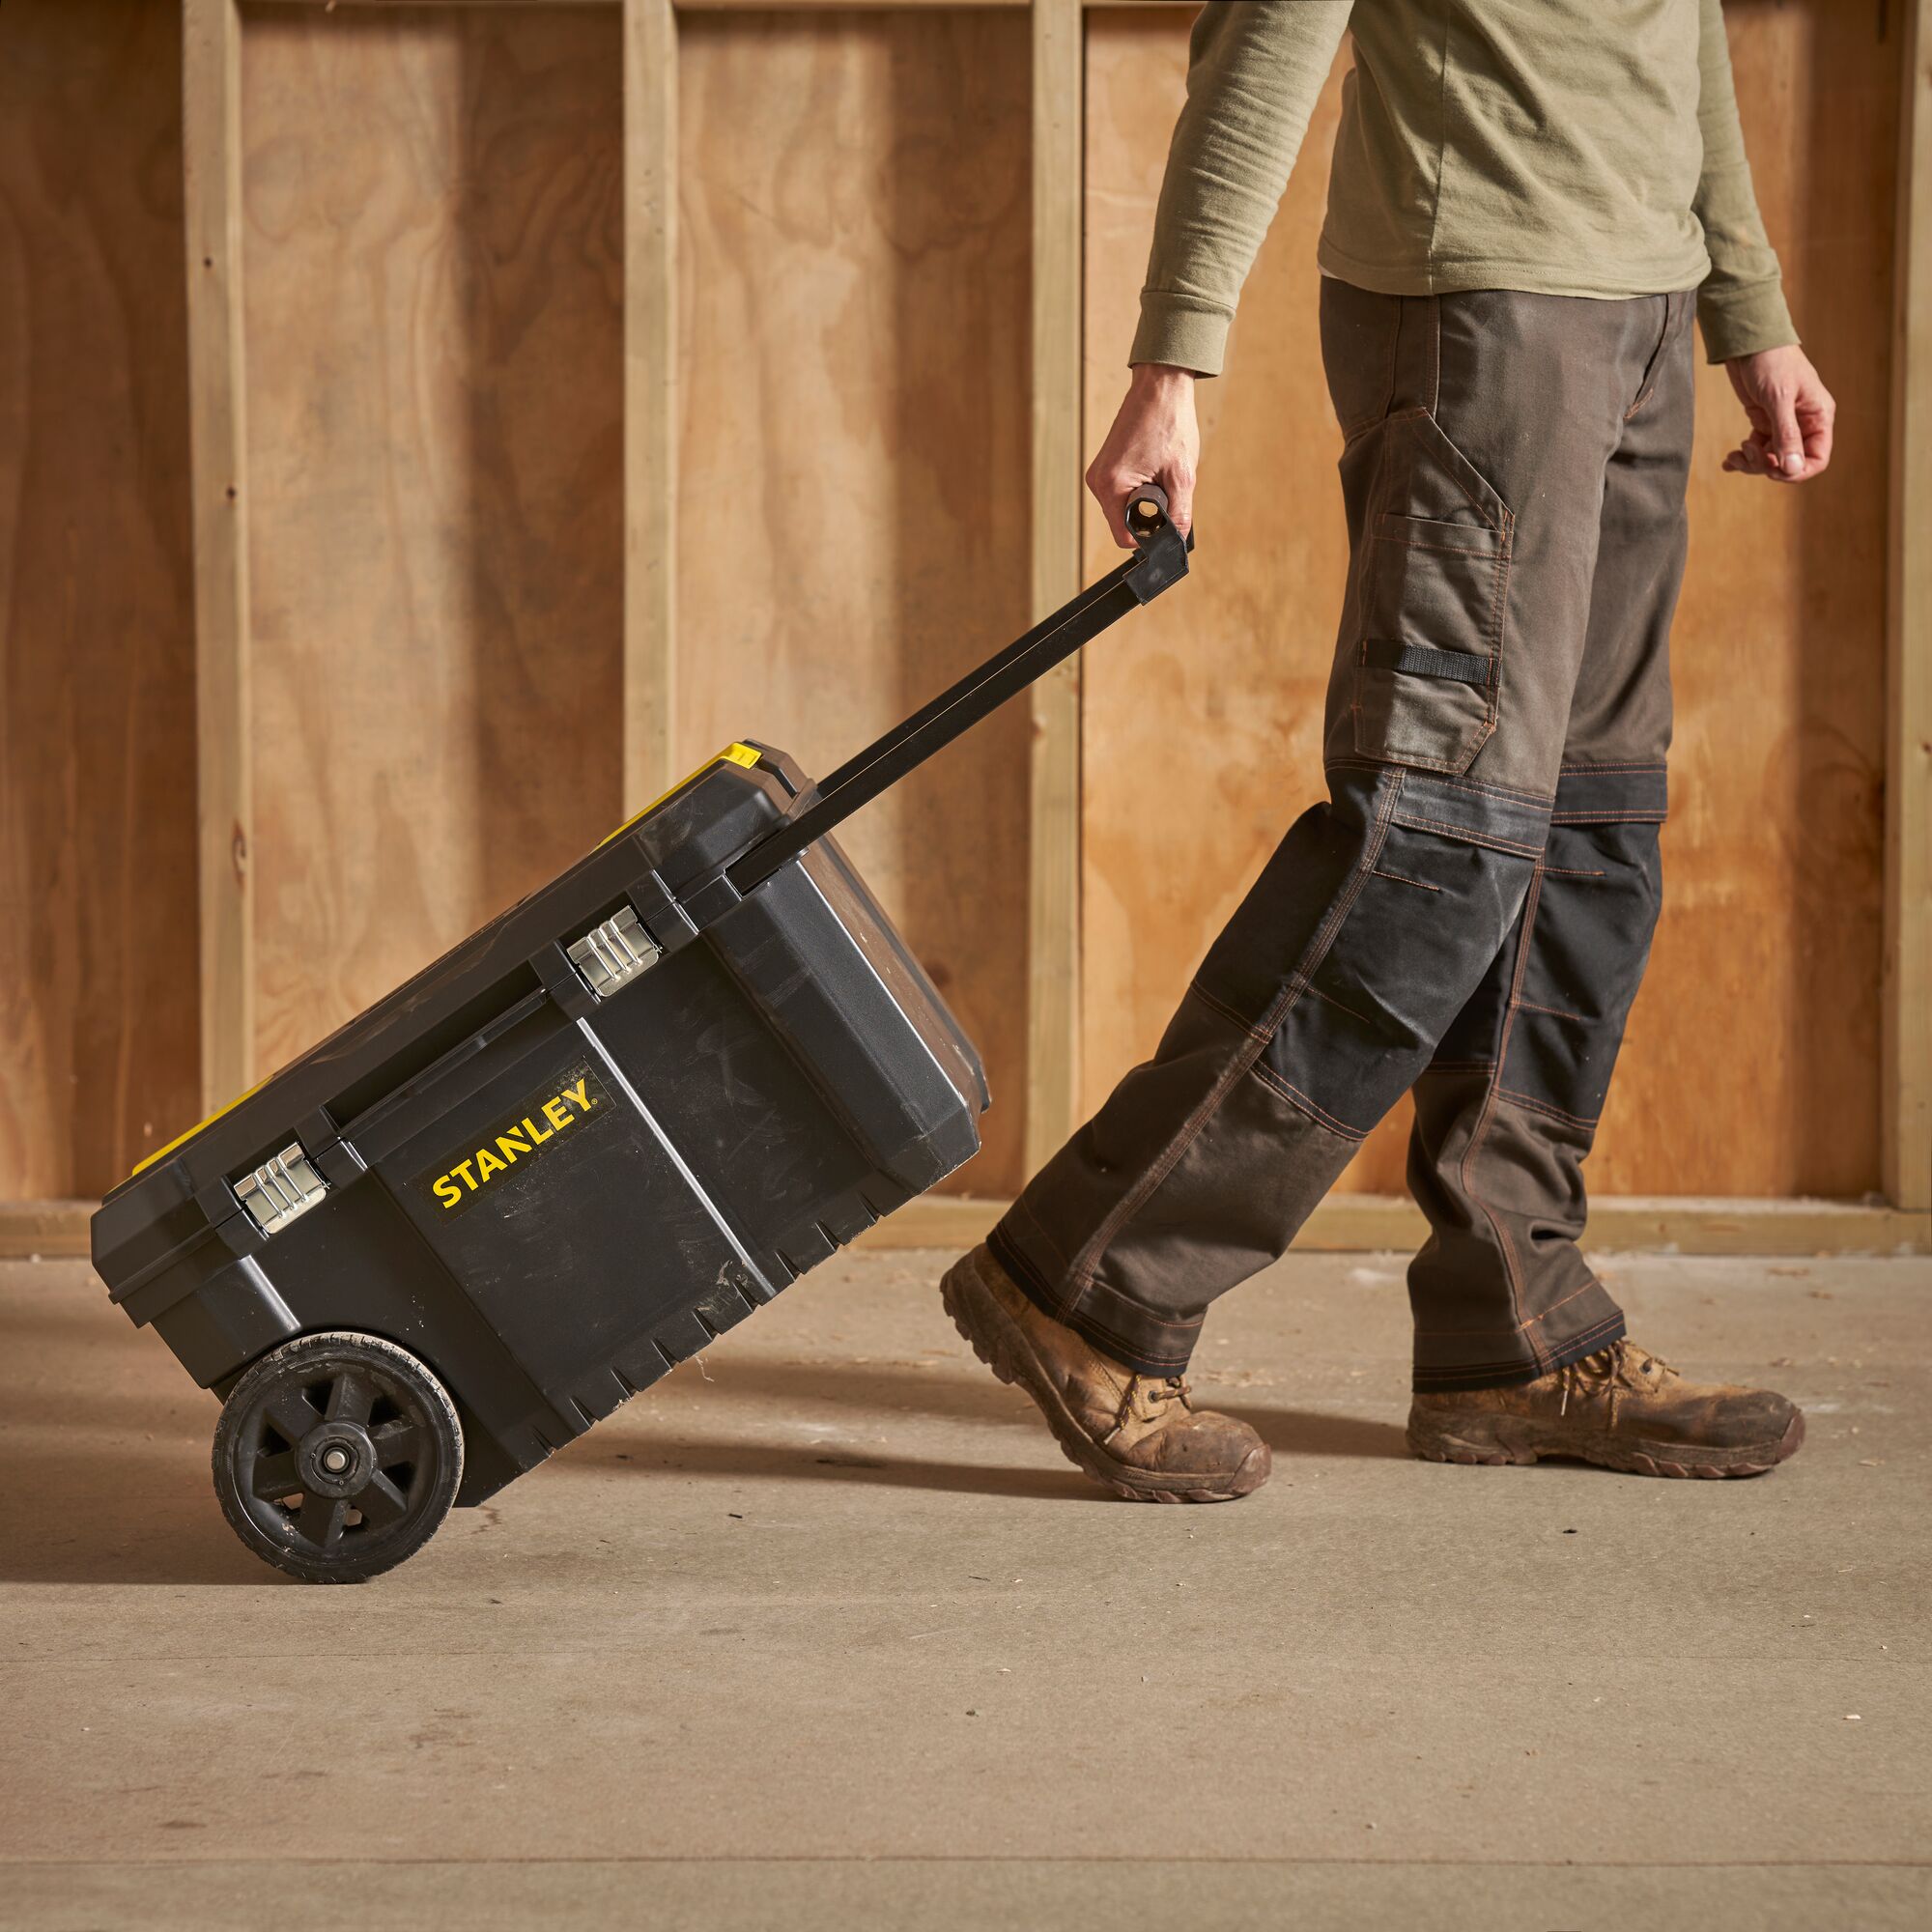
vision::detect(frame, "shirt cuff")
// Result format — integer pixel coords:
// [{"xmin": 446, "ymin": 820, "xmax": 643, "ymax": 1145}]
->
[
  {"xmin": 1697, "ymin": 277, "xmax": 1799, "ymax": 363},
  {"xmin": 1130, "ymin": 291, "xmax": 1233, "ymax": 377}
]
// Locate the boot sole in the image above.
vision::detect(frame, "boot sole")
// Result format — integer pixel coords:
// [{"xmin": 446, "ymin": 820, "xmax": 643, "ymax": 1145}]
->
[
  {"xmin": 939, "ymin": 1257, "xmax": 1268, "ymax": 1504},
  {"xmin": 1406, "ymin": 1405, "xmax": 1805, "ymax": 1479}
]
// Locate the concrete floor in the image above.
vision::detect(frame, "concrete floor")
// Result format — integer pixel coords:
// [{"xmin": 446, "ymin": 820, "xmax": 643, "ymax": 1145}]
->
[{"xmin": 1, "ymin": 1246, "xmax": 1926, "ymax": 1931}]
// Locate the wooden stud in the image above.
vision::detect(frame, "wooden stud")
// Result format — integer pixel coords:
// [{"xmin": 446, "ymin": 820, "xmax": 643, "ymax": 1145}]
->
[
  {"xmin": 625, "ymin": 0, "xmax": 679, "ymax": 808},
  {"xmin": 1888, "ymin": 0, "xmax": 1932, "ymax": 1212},
  {"xmin": 1025, "ymin": 0, "xmax": 1086, "ymax": 1179},
  {"xmin": 183, "ymin": 0, "xmax": 254, "ymax": 1114}
]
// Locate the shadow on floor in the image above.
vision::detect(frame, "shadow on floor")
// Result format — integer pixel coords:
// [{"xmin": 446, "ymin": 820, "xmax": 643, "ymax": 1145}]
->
[
  {"xmin": 1222, "ymin": 1404, "xmax": 1409, "ymax": 1462},
  {"xmin": 639, "ymin": 1355, "xmax": 1412, "ymax": 1460},
  {"xmin": 0, "ymin": 1439, "xmax": 268, "ymax": 1587},
  {"xmin": 553, "ymin": 1354, "xmax": 1412, "ymax": 1492},
  {"xmin": 0, "ymin": 1364, "xmax": 1414, "ymax": 1583},
  {"xmin": 561, "ymin": 1432, "xmax": 1098, "ymax": 1503}
]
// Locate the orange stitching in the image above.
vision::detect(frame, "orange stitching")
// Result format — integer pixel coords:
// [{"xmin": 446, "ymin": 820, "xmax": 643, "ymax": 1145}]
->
[
  {"xmin": 1186, "ymin": 980, "xmax": 1272, "ymax": 1043},
  {"xmin": 1372, "ymin": 866, "xmax": 1441, "ymax": 894},
  {"xmin": 1435, "ymin": 774, "xmax": 1555, "ymax": 807},
  {"xmin": 1249, "ymin": 1062, "xmax": 1368, "ymax": 1141},
  {"xmin": 1392, "ymin": 810, "xmax": 1545, "ymax": 857},
  {"xmin": 1301, "ymin": 979, "xmax": 1382, "ymax": 1027},
  {"xmin": 1558, "ymin": 761, "xmax": 1667, "ymax": 773},
  {"xmin": 1371, "ymin": 532, "xmax": 1500, "ymax": 558},
  {"xmin": 1497, "ymin": 1086, "xmax": 1601, "ymax": 1130},
  {"xmin": 1521, "ymin": 1281, "xmax": 1610, "ymax": 1326},
  {"xmin": 1548, "ymin": 813, "xmax": 1666, "ymax": 827}
]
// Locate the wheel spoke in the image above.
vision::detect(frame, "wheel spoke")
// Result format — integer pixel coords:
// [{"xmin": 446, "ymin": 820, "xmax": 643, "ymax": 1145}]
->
[
  {"xmin": 369, "ymin": 1419, "xmax": 424, "ymax": 1468},
  {"xmin": 353, "ymin": 1470, "xmax": 410, "ymax": 1531},
  {"xmin": 248, "ymin": 1449, "xmax": 301, "ymax": 1501},
  {"xmin": 326, "ymin": 1369, "xmax": 374, "ymax": 1426},
  {"xmin": 296, "ymin": 1492, "xmax": 347, "ymax": 1550},
  {"xmin": 264, "ymin": 1388, "xmax": 321, "ymax": 1448}
]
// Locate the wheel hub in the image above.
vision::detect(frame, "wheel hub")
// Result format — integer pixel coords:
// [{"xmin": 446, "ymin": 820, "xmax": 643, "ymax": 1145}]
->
[{"xmin": 298, "ymin": 1421, "xmax": 377, "ymax": 1498}]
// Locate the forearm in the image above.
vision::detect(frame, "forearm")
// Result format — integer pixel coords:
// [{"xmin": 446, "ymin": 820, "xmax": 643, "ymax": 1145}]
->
[
  {"xmin": 1692, "ymin": 0, "xmax": 1797, "ymax": 363},
  {"xmin": 1132, "ymin": 0, "xmax": 1351, "ymax": 376}
]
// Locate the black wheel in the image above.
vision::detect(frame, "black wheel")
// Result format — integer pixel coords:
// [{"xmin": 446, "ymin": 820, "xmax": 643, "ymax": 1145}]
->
[{"xmin": 213, "ymin": 1331, "xmax": 463, "ymax": 1583}]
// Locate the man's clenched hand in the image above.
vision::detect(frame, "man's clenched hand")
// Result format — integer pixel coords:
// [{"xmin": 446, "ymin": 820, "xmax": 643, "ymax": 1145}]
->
[
  {"xmin": 1722, "ymin": 345, "xmax": 1834, "ymax": 483},
  {"xmin": 1087, "ymin": 363, "xmax": 1202, "ymax": 547}
]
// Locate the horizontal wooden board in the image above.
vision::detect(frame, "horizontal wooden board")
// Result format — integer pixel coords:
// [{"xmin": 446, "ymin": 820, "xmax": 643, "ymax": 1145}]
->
[
  {"xmin": 1079, "ymin": 6, "xmax": 1896, "ymax": 1199},
  {"xmin": 0, "ymin": 0, "xmax": 201, "ymax": 1195},
  {"xmin": 675, "ymin": 8, "xmax": 1034, "ymax": 1195},
  {"xmin": 11, "ymin": 1195, "xmax": 1928, "ymax": 1262},
  {"xmin": 238, "ymin": 1, "xmax": 627, "ymax": 1076}
]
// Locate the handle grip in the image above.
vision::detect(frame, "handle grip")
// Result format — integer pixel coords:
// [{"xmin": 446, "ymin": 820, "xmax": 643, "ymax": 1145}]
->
[
  {"xmin": 1127, "ymin": 484, "xmax": 1171, "ymax": 542},
  {"xmin": 1125, "ymin": 482, "xmax": 1194, "ymax": 554}
]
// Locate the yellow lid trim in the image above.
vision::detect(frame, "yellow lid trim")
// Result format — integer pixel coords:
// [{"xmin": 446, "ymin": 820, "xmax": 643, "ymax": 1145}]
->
[
  {"xmin": 129, "ymin": 1074, "xmax": 270, "ymax": 1178},
  {"xmin": 596, "ymin": 742, "xmax": 762, "ymax": 850}
]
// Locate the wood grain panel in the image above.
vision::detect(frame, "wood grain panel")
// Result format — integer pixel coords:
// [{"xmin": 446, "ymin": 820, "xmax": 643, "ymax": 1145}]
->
[
  {"xmin": 0, "ymin": 0, "xmax": 200, "ymax": 1195},
  {"xmin": 239, "ymin": 3, "xmax": 625, "ymax": 1076},
  {"xmin": 1615, "ymin": 0, "xmax": 1893, "ymax": 1197},
  {"xmin": 1080, "ymin": 4, "xmax": 1896, "ymax": 1198},
  {"xmin": 676, "ymin": 9, "xmax": 1033, "ymax": 1196}
]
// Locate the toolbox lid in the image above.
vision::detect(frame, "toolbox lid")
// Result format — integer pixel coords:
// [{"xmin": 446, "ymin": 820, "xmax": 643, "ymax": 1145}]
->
[{"xmin": 94, "ymin": 745, "xmax": 805, "ymax": 1293}]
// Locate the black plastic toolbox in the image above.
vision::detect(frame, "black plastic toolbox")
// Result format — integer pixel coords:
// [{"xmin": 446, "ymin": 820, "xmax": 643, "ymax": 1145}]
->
[{"xmin": 91, "ymin": 492, "xmax": 1189, "ymax": 1580}]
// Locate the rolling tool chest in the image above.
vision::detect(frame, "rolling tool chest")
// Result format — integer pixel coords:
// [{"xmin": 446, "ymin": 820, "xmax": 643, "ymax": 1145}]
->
[{"xmin": 91, "ymin": 491, "xmax": 1190, "ymax": 1580}]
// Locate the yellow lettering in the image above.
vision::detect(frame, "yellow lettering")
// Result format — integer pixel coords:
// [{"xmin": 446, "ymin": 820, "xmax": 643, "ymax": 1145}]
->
[
  {"xmin": 543, "ymin": 1096, "xmax": 572, "ymax": 1132},
  {"xmin": 564, "ymin": 1078, "xmax": 592, "ymax": 1115},
  {"xmin": 497, "ymin": 1131, "xmax": 528, "ymax": 1161},
  {"xmin": 453, "ymin": 1159, "xmax": 479, "ymax": 1193},
  {"xmin": 433, "ymin": 1175, "xmax": 463, "ymax": 1210},
  {"xmin": 522, "ymin": 1113, "xmax": 552, "ymax": 1146},
  {"xmin": 475, "ymin": 1148, "xmax": 507, "ymax": 1180}
]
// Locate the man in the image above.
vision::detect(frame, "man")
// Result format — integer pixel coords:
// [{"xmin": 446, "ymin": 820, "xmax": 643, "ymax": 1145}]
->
[{"xmin": 944, "ymin": 0, "xmax": 1833, "ymax": 1502}]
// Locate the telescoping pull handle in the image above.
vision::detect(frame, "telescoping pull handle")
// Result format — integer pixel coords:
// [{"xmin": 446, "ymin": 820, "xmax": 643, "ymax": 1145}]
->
[{"xmin": 727, "ymin": 489, "xmax": 1192, "ymax": 895}]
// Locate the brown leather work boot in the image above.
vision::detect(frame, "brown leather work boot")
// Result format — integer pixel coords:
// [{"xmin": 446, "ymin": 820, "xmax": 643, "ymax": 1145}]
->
[
  {"xmin": 1408, "ymin": 1338, "xmax": 1804, "ymax": 1478},
  {"xmin": 939, "ymin": 1245, "xmax": 1269, "ymax": 1503}
]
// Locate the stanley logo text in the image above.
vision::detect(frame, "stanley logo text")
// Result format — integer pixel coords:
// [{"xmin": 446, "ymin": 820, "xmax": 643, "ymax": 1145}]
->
[{"xmin": 426, "ymin": 1072, "xmax": 600, "ymax": 1212}]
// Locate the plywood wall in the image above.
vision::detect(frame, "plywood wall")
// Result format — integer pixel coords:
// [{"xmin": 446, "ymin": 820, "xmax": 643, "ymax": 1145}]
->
[
  {"xmin": 1623, "ymin": 0, "xmax": 1893, "ymax": 1197},
  {"xmin": 238, "ymin": 2, "xmax": 627, "ymax": 1077},
  {"xmin": 676, "ymin": 9, "xmax": 1034, "ymax": 1195},
  {"xmin": 1079, "ymin": 3, "xmax": 1896, "ymax": 1198},
  {"xmin": 0, "ymin": 0, "xmax": 200, "ymax": 1198},
  {"xmin": 0, "ymin": 0, "xmax": 1902, "ymax": 1214}
]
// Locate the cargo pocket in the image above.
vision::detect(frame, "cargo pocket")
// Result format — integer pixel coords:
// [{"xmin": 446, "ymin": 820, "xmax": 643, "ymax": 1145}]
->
[{"xmin": 1352, "ymin": 412, "xmax": 1511, "ymax": 776}]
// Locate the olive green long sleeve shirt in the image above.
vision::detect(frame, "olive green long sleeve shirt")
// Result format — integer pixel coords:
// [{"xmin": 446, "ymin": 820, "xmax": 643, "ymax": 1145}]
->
[{"xmin": 1133, "ymin": 0, "xmax": 1797, "ymax": 375}]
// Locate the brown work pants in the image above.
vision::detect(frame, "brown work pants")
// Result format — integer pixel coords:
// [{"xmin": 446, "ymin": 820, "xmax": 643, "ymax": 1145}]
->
[{"xmin": 991, "ymin": 281, "xmax": 1695, "ymax": 1391}]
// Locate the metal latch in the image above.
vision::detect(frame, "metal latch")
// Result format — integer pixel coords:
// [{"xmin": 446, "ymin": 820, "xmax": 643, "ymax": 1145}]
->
[
  {"xmin": 235, "ymin": 1144, "xmax": 328, "ymax": 1236},
  {"xmin": 567, "ymin": 904, "xmax": 661, "ymax": 999}
]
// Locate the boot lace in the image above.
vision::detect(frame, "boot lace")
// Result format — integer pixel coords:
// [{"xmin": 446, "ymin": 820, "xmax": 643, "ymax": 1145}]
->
[
  {"xmin": 1557, "ymin": 1339, "xmax": 1674, "ymax": 1418},
  {"xmin": 1101, "ymin": 1375, "xmax": 1194, "ymax": 1442}
]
